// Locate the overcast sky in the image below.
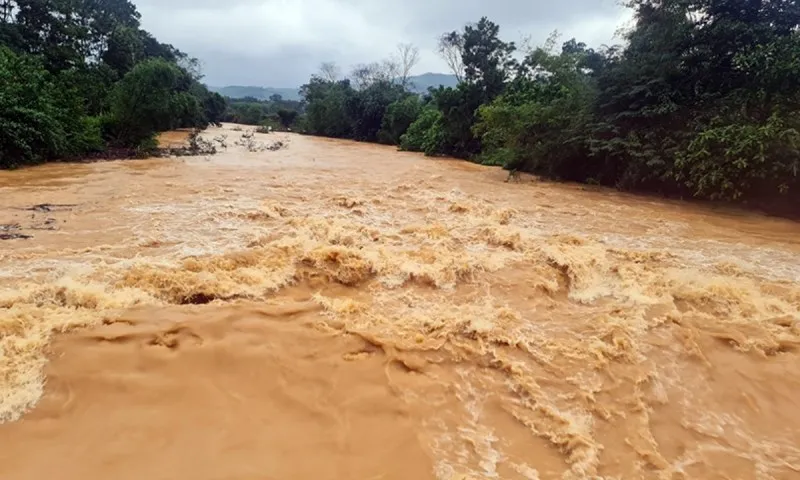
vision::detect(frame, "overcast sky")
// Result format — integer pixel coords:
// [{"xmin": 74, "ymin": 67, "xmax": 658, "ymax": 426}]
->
[{"xmin": 132, "ymin": 0, "xmax": 633, "ymax": 87}]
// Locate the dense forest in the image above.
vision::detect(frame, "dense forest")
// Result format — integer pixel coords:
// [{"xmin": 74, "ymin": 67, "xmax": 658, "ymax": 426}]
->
[
  {"xmin": 0, "ymin": 0, "xmax": 226, "ymax": 168},
  {"xmin": 300, "ymin": 0, "xmax": 800, "ymax": 204}
]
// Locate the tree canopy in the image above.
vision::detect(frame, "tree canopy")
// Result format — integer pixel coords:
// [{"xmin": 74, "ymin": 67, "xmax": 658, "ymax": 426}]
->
[
  {"xmin": 0, "ymin": 0, "xmax": 226, "ymax": 167},
  {"xmin": 300, "ymin": 7, "xmax": 799, "ymax": 207}
]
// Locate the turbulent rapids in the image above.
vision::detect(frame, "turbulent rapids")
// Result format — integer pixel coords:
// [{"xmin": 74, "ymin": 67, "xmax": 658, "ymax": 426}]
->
[{"xmin": 1, "ymin": 125, "xmax": 799, "ymax": 479}]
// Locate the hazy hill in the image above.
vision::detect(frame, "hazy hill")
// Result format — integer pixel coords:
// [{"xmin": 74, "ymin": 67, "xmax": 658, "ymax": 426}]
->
[
  {"xmin": 208, "ymin": 73, "xmax": 459, "ymax": 100},
  {"xmin": 208, "ymin": 86, "xmax": 302, "ymax": 101},
  {"xmin": 406, "ymin": 73, "xmax": 459, "ymax": 93}
]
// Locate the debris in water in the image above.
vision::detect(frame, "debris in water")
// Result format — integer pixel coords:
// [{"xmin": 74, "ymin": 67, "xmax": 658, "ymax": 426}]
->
[
  {"xmin": 163, "ymin": 130, "xmax": 217, "ymax": 157},
  {"xmin": 0, "ymin": 223, "xmax": 32, "ymax": 240},
  {"xmin": 265, "ymin": 140, "xmax": 286, "ymax": 151},
  {"xmin": 29, "ymin": 218, "xmax": 58, "ymax": 231},
  {"xmin": 21, "ymin": 203, "xmax": 77, "ymax": 212},
  {"xmin": 234, "ymin": 132, "xmax": 288, "ymax": 152}
]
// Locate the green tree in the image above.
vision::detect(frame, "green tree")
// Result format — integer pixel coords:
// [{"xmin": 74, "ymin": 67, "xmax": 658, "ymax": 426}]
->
[
  {"xmin": 0, "ymin": 0, "xmax": 226, "ymax": 168},
  {"xmin": 0, "ymin": 46, "xmax": 101, "ymax": 168},
  {"xmin": 300, "ymin": 77, "xmax": 356, "ymax": 138},
  {"xmin": 400, "ymin": 106, "xmax": 445, "ymax": 155},
  {"xmin": 346, "ymin": 80, "xmax": 407, "ymax": 142},
  {"xmin": 9, "ymin": 0, "xmax": 140, "ymax": 71},
  {"xmin": 56, "ymin": 63, "xmax": 118, "ymax": 116},
  {"xmin": 379, "ymin": 94, "xmax": 423, "ymax": 145},
  {"xmin": 202, "ymin": 91, "xmax": 227, "ymax": 127},
  {"xmin": 475, "ymin": 38, "xmax": 599, "ymax": 178},
  {"xmin": 590, "ymin": 0, "xmax": 800, "ymax": 198},
  {"xmin": 106, "ymin": 58, "xmax": 201, "ymax": 147},
  {"xmin": 276, "ymin": 109, "xmax": 299, "ymax": 129},
  {"xmin": 425, "ymin": 17, "xmax": 517, "ymax": 158}
]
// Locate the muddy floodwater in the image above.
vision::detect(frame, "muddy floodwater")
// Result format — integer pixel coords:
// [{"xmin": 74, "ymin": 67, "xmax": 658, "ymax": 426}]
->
[{"xmin": 1, "ymin": 125, "xmax": 799, "ymax": 480}]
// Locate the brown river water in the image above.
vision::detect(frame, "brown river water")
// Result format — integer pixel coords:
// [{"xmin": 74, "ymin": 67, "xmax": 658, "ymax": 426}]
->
[{"xmin": 1, "ymin": 125, "xmax": 799, "ymax": 479}]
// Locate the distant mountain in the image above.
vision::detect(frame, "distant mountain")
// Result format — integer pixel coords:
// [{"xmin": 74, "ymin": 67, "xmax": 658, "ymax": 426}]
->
[
  {"xmin": 208, "ymin": 73, "xmax": 459, "ymax": 101},
  {"xmin": 406, "ymin": 73, "xmax": 459, "ymax": 93},
  {"xmin": 207, "ymin": 86, "xmax": 302, "ymax": 101}
]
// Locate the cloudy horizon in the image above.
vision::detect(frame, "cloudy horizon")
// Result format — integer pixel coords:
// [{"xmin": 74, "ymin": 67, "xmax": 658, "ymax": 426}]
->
[{"xmin": 132, "ymin": 0, "xmax": 633, "ymax": 88}]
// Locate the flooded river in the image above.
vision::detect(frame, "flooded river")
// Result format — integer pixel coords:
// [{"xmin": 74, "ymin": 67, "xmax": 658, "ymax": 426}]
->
[{"xmin": 1, "ymin": 125, "xmax": 799, "ymax": 479}]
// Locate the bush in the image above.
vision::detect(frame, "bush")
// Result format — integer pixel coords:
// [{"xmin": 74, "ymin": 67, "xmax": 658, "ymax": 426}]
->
[
  {"xmin": 135, "ymin": 136, "xmax": 159, "ymax": 157},
  {"xmin": 676, "ymin": 113, "xmax": 800, "ymax": 200},
  {"xmin": 378, "ymin": 95, "xmax": 423, "ymax": 144},
  {"xmin": 399, "ymin": 107, "xmax": 445, "ymax": 155},
  {"xmin": 67, "ymin": 116, "xmax": 106, "ymax": 155}
]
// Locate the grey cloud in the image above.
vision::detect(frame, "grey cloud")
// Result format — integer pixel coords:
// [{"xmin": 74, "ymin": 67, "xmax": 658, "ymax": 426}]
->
[
  {"xmin": 192, "ymin": 46, "xmax": 337, "ymax": 87},
  {"xmin": 348, "ymin": 0, "xmax": 623, "ymax": 34},
  {"xmin": 132, "ymin": 0, "xmax": 631, "ymax": 87}
]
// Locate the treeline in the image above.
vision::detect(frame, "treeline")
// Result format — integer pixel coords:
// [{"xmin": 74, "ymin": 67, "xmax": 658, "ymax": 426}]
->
[
  {"xmin": 222, "ymin": 95, "xmax": 302, "ymax": 130},
  {"xmin": 301, "ymin": 0, "xmax": 800, "ymax": 204},
  {"xmin": 0, "ymin": 0, "xmax": 227, "ymax": 168}
]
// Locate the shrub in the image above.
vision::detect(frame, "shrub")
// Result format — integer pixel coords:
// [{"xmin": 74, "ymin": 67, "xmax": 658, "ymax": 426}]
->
[
  {"xmin": 378, "ymin": 95, "xmax": 423, "ymax": 145},
  {"xmin": 399, "ymin": 107, "xmax": 444, "ymax": 154},
  {"xmin": 676, "ymin": 113, "xmax": 800, "ymax": 200}
]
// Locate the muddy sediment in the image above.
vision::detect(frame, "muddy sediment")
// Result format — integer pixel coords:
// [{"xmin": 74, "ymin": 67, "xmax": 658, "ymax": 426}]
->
[{"xmin": 1, "ymin": 125, "xmax": 799, "ymax": 479}]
